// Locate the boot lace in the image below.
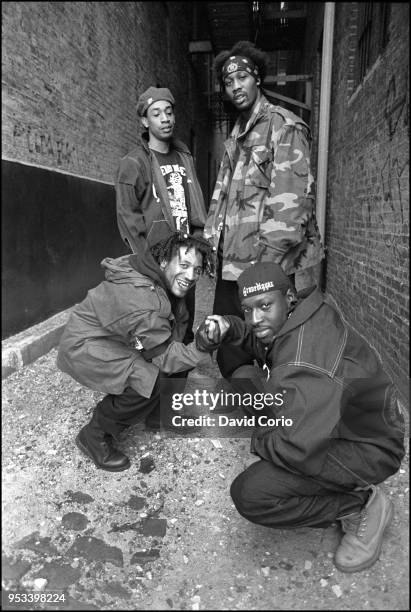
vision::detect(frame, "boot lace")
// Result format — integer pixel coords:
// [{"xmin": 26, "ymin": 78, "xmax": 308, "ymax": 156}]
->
[{"xmin": 341, "ymin": 510, "xmax": 368, "ymax": 538}]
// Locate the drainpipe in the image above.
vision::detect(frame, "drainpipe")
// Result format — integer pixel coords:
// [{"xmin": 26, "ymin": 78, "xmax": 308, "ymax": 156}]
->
[{"xmin": 316, "ymin": 3, "xmax": 335, "ymax": 254}]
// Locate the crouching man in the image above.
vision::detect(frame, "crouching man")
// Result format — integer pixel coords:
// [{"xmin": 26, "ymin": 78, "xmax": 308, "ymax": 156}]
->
[
  {"xmin": 57, "ymin": 231, "xmax": 215, "ymax": 472},
  {"xmin": 196, "ymin": 262, "xmax": 405, "ymax": 573}
]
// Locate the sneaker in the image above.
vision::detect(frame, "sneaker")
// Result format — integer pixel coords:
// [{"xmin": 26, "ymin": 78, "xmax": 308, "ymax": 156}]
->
[{"xmin": 334, "ymin": 485, "xmax": 393, "ymax": 573}]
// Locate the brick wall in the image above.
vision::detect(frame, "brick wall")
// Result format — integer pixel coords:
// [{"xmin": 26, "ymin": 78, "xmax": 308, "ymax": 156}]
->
[
  {"xmin": 2, "ymin": 1, "xmax": 209, "ymax": 184},
  {"xmin": 2, "ymin": 1, "xmax": 210, "ymax": 336},
  {"xmin": 325, "ymin": 3, "xmax": 409, "ymax": 401}
]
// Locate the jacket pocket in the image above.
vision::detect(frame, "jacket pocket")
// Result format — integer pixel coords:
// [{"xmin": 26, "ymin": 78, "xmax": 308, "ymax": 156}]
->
[{"xmin": 244, "ymin": 147, "xmax": 272, "ymax": 188}]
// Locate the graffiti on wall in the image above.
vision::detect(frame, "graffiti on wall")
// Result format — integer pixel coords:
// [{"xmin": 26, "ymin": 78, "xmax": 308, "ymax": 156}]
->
[
  {"xmin": 12, "ymin": 123, "xmax": 79, "ymax": 168},
  {"xmin": 360, "ymin": 159, "xmax": 408, "ymax": 268},
  {"xmin": 359, "ymin": 74, "xmax": 409, "ymax": 266}
]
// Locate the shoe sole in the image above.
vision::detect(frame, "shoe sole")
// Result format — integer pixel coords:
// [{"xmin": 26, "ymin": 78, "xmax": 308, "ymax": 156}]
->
[
  {"xmin": 75, "ymin": 434, "xmax": 131, "ymax": 472},
  {"xmin": 334, "ymin": 500, "xmax": 394, "ymax": 573}
]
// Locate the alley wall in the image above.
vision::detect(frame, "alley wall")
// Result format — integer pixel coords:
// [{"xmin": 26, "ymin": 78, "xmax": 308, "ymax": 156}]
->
[
  {"xmin": 324, "ymin": 3, "xmax": 409, "ymax": 401},
  {"xmin": 2, "ymin": 1, "xmax": 209, "ymax": 337}
]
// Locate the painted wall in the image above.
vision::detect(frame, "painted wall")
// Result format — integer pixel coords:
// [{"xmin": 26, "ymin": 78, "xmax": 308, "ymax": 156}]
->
[{"xmin": 2, "ymin": 1, "xmax": 210, "ymax": 337}]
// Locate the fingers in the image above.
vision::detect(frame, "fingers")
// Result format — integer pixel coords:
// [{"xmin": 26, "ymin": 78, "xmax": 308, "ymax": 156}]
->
[
  {"xmin": 204, "ymin": 315, "xmax": 229, "ymax": 339},
  {"xmin": 205, "ymin": 319, "xmax": 214, "ymax": 336},
  {"xmin": 205, "ymin": 315, "xmax": 222, "ymax": 323},
  {"xmin": 205, "ymin": 319, "xmax": 220, "ymax": 343}
]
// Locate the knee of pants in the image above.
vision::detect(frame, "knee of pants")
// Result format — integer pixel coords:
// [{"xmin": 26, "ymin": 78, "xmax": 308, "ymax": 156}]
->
[{"xmin": 230, "ymin": 470, "xmax": 263, "ymax": 519}]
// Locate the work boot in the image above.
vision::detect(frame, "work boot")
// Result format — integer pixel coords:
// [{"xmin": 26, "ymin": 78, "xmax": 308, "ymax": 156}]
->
[
  {"xmin": 75, "ymin": 412, "xmax": 130, "ymax": 472},
  {"xmin": 334, "ymin": 485, "xmax": 393, "ymax": 573}
]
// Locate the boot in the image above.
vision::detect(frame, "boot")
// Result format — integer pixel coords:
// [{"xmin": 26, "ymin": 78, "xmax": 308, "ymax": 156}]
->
[
  {"xmin": 76, "ymin": 412, "xmax": 130, "ymax": 472},
  {"xmin": 334, "ymin": 485, "xmax": 393, "ymax": 573}
]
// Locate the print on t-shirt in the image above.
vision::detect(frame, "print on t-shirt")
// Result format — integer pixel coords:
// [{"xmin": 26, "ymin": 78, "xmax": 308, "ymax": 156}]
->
[{"xmin": 154, "ymin": 150, "xmax": 189, "ymax": 234}]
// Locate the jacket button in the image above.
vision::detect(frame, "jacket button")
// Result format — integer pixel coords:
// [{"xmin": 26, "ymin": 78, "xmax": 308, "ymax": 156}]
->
[{"xmin": 150, "ymin": 286, "xmax": 155, "ymax": 291}]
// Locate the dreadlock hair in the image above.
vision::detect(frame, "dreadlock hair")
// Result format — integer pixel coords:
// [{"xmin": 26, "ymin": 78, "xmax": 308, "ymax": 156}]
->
[
  {"xmin": 213, "ymin": 40, "xmax": 268, "ymax": 87},
  {"xmin": 150, "ymin": 232, "xmax": 216, "ymax": 278}
]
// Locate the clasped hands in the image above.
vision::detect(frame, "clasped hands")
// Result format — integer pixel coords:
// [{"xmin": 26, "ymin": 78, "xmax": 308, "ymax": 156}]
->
[{"xmin": 195, "ymin": 315, "xmax": 230, "ymax": 353}]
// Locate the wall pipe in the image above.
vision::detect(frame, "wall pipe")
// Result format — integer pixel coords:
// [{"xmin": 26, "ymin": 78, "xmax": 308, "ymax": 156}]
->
[{"xmin": 316, "ymin": 2, "xmax": 335, "ymax": 249}]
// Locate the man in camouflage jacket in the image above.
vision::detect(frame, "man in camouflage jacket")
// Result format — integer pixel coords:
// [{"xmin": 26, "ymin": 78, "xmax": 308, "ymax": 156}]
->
[{"xmin": 204, "ymin": 41, "xmax": 324, "ymax": 377}]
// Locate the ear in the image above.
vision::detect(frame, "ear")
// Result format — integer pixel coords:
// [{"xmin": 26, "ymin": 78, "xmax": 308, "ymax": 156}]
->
[
  {"xmin": 141, "ymin": 116, "xmax": 149, "ymax": 129},
  {"xmin": 286, "ymin": 288, "xmax": 297, "ymax": 310},
  {"xmin": 159, "ymin": 259, "xmax": 167, "ymax": 270},
  {"xmin": 256, "ymin": 78, "xmax": 261, "ymax": 86}
]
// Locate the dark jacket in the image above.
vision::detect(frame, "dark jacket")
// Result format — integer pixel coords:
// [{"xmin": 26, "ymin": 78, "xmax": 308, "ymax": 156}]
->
[
  {"xmin": 115, "ymin": 135, "xmax": 207, "ymax": 253},
  {"xmin": 222, "ymin": 288, "xmax": 405, "ymax": 487},
  {"xmin": 57, "ymin": 252, "xmax": 211, "ymax": 397}
]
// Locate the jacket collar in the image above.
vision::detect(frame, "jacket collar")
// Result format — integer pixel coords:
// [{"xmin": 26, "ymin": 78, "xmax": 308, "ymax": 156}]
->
[
  {"xmin": 129, "ymin": 251, "xmax": 168, "ymax": 292},
  {"xmin": 231, "ymin": 93, "xmax": 271, "ymax": 140},
  {"xmin": 275, "ymin": 287, "xmax": 325, "ymax": 339},
  {"xmin": 141, "ymin": 132, "xmax": 190, "ymax": 155},
  {"xmin": 129, "ymin": 251, "xmax": 185, "ymax": 314}
]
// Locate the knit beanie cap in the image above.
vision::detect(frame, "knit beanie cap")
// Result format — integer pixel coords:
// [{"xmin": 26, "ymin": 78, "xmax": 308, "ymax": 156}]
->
[
  {"xmin": 137, "ymin": 87, "xmax": 175, "ymax": 117},
  {"xmin": 237, "ymin": 262, "xmax": 291, "ymax": 299}
]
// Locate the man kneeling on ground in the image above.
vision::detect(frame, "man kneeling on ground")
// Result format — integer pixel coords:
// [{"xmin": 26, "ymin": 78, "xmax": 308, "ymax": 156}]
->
[
  {"xmin": 196, "ymin": 262, "xmax": 405, "ymax": 573},
  {"xmin": 57, "ymin": 231, "xmax": 215, "ymax": 472}
]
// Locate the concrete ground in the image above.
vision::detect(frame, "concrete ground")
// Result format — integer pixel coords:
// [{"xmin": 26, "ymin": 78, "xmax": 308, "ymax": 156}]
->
[{"xmin": 2, "ymin": 276, "xmax": 410, "ymax": 611}]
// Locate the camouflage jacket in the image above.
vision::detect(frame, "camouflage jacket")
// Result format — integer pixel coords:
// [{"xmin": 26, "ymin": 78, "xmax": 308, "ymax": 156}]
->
[{"xmin": 204, "ymin": 94, "xmax": 325, "ymax": 280}]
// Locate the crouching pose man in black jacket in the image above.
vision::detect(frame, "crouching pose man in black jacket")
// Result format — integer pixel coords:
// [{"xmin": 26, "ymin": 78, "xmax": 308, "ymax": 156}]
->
[{"xmin": 195, "ymin": 262, "xmax": 405, "ymax": 574}]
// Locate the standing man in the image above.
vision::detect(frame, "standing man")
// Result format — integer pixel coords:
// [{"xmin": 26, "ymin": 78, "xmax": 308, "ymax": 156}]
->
[
  {"xmin": 57, "ymin": 232, "xmax": 215, "ymax": 472},
  {"xmin": 196, "ymin": 262, "xmax": 405, "ymax": 573},
  {"xmin": 204, "ymin": 41, "xmax": 325, "ymax": 378},
  {"xmin": 115, "ymin": 86, "xmax": 207, "ymax": 342}
]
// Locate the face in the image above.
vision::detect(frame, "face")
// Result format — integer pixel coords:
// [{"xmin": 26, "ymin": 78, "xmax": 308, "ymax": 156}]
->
[
  {"xmin": 241, "ymin": 290, "xmax": 289, "ymax": 344},
  {"xmin": 162, "ymin": 247, "xmax": 203, "ymax": 298},
  {"xmin": 223, "ymin": 70, "xmax": 260, "ymax": 112},
  {"xmin": 142, "ymin": 100, "xmax": 175, "ymax": 142}
]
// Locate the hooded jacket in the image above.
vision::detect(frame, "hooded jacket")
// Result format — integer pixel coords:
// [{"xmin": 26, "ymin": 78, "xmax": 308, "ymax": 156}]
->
[
  {"xmin": 204, "ymin": 94, "xmax": 325, "ymax": 280},
  {"xmin": 57, "ymin": 252, "xmax": 211, "ymax": 397},
  {"xmin": 221, "ymin": 288, "xmax": 405, "ymax": 487},
  {"xmin": 115, "ymin": 135, "xmax": 207, "ymax": 254}
]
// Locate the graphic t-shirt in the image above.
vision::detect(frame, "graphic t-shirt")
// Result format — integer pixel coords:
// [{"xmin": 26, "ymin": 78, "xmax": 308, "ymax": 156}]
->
[{"xmin": 153, "ymin": 150, "xmax": 190, "ymax": 233}]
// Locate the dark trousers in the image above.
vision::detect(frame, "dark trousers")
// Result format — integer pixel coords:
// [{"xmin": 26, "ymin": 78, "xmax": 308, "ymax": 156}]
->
[
  {"xmin": 213, "ymin": 262, "xmax": 254, "ymax": 378},
  {"xmin": 228, "ymin": 365, "xmax": 369, "ymax": 528},
  {"xmin": 183, "ymin": 285, "xmax": 195, "ymax": 344},
  {"xmin": 230, "ymin": 460, "xmax": 369, "ymax": 529},
  {"xmin": 94, "ymin": 371, "xmax": 189, "ymax": 438}
]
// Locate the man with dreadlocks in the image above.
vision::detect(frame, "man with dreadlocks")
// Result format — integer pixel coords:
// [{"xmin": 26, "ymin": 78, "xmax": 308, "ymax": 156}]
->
[
  {"xmin": 57, "ymin": 230, "xmax": 215, "ymax": 471},
  {"xmin": 204, "ymin": 41, "xmax": 325, "ymax": 379}
]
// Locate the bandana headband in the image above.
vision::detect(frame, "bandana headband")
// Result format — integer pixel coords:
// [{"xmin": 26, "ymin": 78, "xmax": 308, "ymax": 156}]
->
[{"xmin": 221, "ymin": 55, "xmax": 259, "ymax": 81}]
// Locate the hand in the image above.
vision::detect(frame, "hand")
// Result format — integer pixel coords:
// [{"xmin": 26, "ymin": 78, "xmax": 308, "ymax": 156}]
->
[
  {"xmin": 204, "ymin": 315, "xmax": 230, "ymax": 343},
  {"xmin": 195, "ymin": 315, "xmax": 230, "ymax": 353}
]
